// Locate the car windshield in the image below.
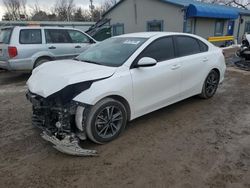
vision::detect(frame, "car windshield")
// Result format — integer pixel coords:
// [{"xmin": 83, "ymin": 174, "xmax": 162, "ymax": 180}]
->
[
  {"xmin": 0, "ymin": 28, "xmax": 12, "ymax": 44},
  {"xmin": 77, "ymin": 37, "xmax": 147, "ymax": 67}
]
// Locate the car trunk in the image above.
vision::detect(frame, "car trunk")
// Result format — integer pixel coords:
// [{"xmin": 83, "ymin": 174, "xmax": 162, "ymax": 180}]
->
[{"xmin": 0, "ymin": 28, "xmax": 13, "ymax": 62}]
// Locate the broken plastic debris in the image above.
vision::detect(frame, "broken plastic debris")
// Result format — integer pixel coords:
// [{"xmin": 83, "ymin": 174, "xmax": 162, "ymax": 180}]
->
[{"xmin": 41, "ymin": 131, "xmax": 98, "ymax": 157}]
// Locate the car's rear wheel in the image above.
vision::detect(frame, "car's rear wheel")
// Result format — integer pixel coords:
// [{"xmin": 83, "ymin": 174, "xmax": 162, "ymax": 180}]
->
[
  {"xmin": 34, "ymin": 58, "xmax": 51, "ymax": 69},
  {"xmin": 200, "ymin": 70, "xmax": 220, "ymax": 99},
  {"xmin": 86, "ymin": 98, "xmax": 127, "ymax": 144}
]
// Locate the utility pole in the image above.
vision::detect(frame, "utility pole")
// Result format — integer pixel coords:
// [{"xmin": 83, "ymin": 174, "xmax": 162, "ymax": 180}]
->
[{"xmin": 89, "ymin": 0, "xmax": 95, "ymax": 21}]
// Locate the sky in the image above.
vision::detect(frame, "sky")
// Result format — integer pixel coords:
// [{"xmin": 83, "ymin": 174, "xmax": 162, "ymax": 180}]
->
[{"xmin": 0, "ymin": 0, "xmax": 106, "ymax": 20}]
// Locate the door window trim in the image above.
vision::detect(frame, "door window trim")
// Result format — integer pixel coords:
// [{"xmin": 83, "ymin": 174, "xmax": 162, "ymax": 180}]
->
[
  {"xmin": 173, "ymin": 35, "xmax": 208, "ymax": 58},
  {"xmin": 67, "ymin": 29, "xmax": 90, "ymax": 43},
  {"xmin": 19, "ymin": 29, "xmax": 42, "ymax": 44},
  {"xmin": 130, "ymin": 36, "xmax": 177, "ymax": 69},
  {"xmin": 45, "ymin": 29, "xmax": 72, "ymax": 44}
]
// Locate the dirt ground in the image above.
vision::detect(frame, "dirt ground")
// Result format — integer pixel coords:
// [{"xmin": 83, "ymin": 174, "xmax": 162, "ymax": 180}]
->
[{"xmin": 0, "ymin": 67, "xmax": 250, "ymax": 188}]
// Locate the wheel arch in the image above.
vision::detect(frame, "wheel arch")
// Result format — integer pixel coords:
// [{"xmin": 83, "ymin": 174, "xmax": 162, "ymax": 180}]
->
[
  {"xmin": 102, "ymin": 95, "xmax": 131, "ymax": 121},
  {"xmin": 33, "ymin": 56, "xmax": 54, "ymax": 69},
  {"xmin": 31, "ymin": 50, "xmax": 55, "ymax": 67},
  {"xmin": 212, "ymin": 68, "xmax": 220, "ymax": 79}
]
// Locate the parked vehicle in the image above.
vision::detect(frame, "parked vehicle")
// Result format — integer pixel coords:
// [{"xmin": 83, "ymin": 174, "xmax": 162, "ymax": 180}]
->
[
  {"xmin": 236, "ymin": 34, "xmax": 250, "ymax": 61},
  {"xmin": 0, "ymin": 26, "xmax": 96, "ymax": 71},
  {"xmin": 26, "ymin": 32, "xmax": 226, "ymax": 156}
]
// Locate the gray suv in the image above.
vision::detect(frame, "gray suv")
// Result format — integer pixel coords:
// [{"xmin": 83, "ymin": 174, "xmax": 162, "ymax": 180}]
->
[{"xmin": 0, "ymin": 26, "xmax": 96, "ymax": 71}]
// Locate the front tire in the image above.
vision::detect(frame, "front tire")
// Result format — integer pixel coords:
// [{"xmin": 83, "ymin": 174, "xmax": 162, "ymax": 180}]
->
[
  {"xmin": 86, "ymin": 98, "xmax": 127, "ymax": 144},
  {"xmin": 199, "ymin": 70, "xmax": 220, "ymax": 99}
]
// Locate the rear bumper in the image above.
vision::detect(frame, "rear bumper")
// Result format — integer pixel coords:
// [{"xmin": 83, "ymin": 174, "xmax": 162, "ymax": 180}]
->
[
  {"xmin": 0, "ymin": 58, "xmax": 33, "ymax": 71},
  {"xmin": 0, "ymin": 61, "xmax": 10, "ymax": 70}
]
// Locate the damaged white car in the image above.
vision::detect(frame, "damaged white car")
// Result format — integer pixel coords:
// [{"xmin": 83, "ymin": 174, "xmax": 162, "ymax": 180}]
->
[{"xmin": 26, "ymin": 32, "xmax": 226, "ymax": 156}]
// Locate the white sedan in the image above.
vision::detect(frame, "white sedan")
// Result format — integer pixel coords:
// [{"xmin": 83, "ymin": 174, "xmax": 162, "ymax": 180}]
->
[{"xmin": 27, "ymin": 32, "xmax": 226, "ymax": 156}]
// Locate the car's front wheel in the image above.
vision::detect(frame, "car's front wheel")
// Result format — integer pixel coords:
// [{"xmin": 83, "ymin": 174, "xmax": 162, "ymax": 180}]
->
[
  {"xmin": 86, "ymin": 98, "xmax": 128, "ymax": 144},
  {"xmin": 200, "ymin": 70, "xmax": 220, "ymax": 99}
]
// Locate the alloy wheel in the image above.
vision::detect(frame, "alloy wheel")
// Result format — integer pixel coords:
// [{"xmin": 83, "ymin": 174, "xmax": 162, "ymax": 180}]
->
[
  {"xmin": 94, "ymin": 106, "xmax": 123, "ymax": 139},
  {"xmin": 205, "ymin": 71, "xmax": 219, "ymax": 96}
]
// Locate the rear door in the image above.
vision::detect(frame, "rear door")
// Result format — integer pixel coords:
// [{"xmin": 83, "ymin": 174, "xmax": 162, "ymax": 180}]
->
[
  {"xmin": 18, "ymin": 29, "xmax": 45, "ymax": 59},
  {"xmin": 67, "ymin": 29, "xmax": 93, "ymax": 55},
  {"xmin": 174, "ymin": 35, "xmax": 209, "ymax": 97},
  {"xmin": 45, "ymin": 29, "xmax": 75, "ymax": 60},
  {"xmin": 0, "ymin": 27, "xmax": 13, "ymax": 62}
]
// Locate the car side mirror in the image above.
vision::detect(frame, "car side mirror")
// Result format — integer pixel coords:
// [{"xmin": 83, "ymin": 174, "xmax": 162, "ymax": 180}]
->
[{"xmin": 136, "ymin": 57, "xmax": 157, "ymax": 68}]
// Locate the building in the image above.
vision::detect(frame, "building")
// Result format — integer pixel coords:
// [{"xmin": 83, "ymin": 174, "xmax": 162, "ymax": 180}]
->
[
  {"xmin": 102, "ymin": 0, "xmax": 250, "ymax": 42},
  {"xmin": 0, "ymin": 21, "xmax": 95, "ymax": 32}
]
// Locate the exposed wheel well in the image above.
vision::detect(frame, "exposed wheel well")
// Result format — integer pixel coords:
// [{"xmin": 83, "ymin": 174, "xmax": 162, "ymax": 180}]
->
[
  {"xmin": 104, "ymin": 95, "xmax": 131, "ymax": 121},
  {"xmin": 212, "ymin": 68, "xmax": 220, "ymax": 79},
  {"xmin": 34, "ymin": 56, "xmax": 53, "ymax": 68}
]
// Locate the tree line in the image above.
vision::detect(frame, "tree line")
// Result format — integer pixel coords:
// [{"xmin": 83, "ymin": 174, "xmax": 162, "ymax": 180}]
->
[
  {"xmin": 2, "ymin": 0, "xmax": 117, "ymax": 22},
  {"xmin": 198, "ymin": 0, "xmax": 249, "ymax": 9}
]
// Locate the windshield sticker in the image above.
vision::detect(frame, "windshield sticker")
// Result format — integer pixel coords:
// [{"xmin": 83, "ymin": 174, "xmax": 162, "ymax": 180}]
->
[{"xmin": 123, "ymin": 40, "xmax": 141, "ymax": 45}]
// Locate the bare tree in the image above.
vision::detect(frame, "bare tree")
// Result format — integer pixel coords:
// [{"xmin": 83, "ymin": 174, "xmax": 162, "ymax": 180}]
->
[
  {"xmin": 54, "ymin": 0, "xmax": 75, "ymax": 21},
  {"xmin": 3, "ymin": 0, "xmax": 28, "ymax": 20},
  {"xmin": 198, "ymin": 0, "xmax": 250, "ymax": 9},
  {"xmin": 101, "ymin": 0, "xmax": 117, "ymax": 12},
  {"xmin": 73, "ymin": 7, "xmax": 92, "ymax": 21},
  {"xmin": 89, "ymin": 0, "xmax": 117, "ymax": 21}
]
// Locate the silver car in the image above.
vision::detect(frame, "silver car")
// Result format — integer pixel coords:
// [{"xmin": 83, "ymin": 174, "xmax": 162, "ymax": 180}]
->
[{"xmin": 0, "ymin": 26, "xmax": 96, "ymax": 71}]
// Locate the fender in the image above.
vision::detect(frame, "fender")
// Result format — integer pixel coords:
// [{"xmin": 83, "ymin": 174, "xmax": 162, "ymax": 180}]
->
[
  {"xmin": 73, "ymin": 70, "xmax": 135, "ymax": 119},
  {"xmin": 31, "ymin": 51, "xmax": 55, "ymax": 66}
]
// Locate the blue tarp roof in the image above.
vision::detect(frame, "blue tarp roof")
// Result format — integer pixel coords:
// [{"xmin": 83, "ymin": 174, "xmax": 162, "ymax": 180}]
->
[
  {"xmin": 161, "ymin": 0, "xmax": 250, "ymax": 19},
  {"xmin": 187, "ymin": 4, "xmax": 238, "ymax": 19}
]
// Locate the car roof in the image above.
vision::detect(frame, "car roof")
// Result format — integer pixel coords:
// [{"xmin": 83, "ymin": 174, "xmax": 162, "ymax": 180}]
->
[
  {"xmin": 115, "ymin": 32, "xmax": 215, "ymax": 49},
  {"xmin": 115, "ymin": 32, "xmax": 197, "ymax": 39},
  {"xmin": 9, "ymin": 26, "xmax": 79, "ymax": 30}
]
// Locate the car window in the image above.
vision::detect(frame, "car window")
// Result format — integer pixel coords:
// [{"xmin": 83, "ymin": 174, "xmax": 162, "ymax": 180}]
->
[
  {"xmin": 19, "ymin": 29, "xmax": 42, "ymax": 44},
  {"xmin": 197, "ymin": 40, "xmax": 208, "ymax": 52},
  {"xmin": 77, "ymin": 37, "xmax": 147, "ymax": 67},
  {"xmin": 68, "ymin": 30, "xmax": 90, "ymax": 43},
  {"xmin": 137, "ymin": 37, "xmax": 175, "ymax": 62},
  {"xmin": 175, "ymin": 36, "xmax": 201, "ymax": 57},
  {"xmin": 45, "ymin": 29, "xmax": 72, "ymax": 43},
  {"xmin": 0, "ymin": 28, "xmax": 12, "ymax": 44}
]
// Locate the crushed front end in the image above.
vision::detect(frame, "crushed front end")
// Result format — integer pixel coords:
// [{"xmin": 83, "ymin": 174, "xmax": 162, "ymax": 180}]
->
[{"xmin": 26, "ymin": 91, "xmax": 97, "ymax": 156}]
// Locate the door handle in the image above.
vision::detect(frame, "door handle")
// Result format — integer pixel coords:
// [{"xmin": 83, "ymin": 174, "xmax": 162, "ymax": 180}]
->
[
  {"xmin": 171, "ymin": 64, "xmax": 181, "ymax": 70},
  {"xmin": 48, "ymin": 46, "xmax": 56, "ymax": 49},
  {"xmin": 203, "ymin": 57, "xmax": 209, "ymax": 62},
  {"xmin": 75, "ymin": 45, "xmax": 82, "ymax": 49}
]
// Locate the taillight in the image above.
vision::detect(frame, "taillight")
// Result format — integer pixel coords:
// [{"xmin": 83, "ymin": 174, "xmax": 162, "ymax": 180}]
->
[{"xmin": 8, "ymin": 46, "xmax": 18, "ymax": 58}]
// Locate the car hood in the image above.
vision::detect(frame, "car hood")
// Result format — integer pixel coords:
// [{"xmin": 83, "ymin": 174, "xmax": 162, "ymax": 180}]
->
[{"xmin": 27, "ymin": 60, "xmax": 116, "ymax": 98}]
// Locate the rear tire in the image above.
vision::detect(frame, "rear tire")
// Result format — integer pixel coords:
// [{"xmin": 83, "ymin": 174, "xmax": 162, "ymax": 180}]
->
[
  {"xmin": 34, "ymin": 58, "xmax": 51, "ymax": 69},
  {"xmin": 199, "ymin": 70, "xmax": 220, "ymax": 99},
  {"xmin": 86, "ymin": 98, "xmax": 127, "ymax": 144}
]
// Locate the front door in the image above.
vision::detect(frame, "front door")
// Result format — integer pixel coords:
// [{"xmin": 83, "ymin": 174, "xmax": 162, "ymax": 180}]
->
[
  {"xmin": 130, "ymin": 37, "xmax": 182, "ymax": 117},
  {"xmin": 67, "ymin": 29, "xmax": 93, "ymax": 55}
]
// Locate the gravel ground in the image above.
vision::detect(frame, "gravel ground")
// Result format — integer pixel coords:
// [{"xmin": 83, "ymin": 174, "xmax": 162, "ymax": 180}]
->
[{"xmin": 0, "ymin": 67, "xmax": 250, "ymax": 188}]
